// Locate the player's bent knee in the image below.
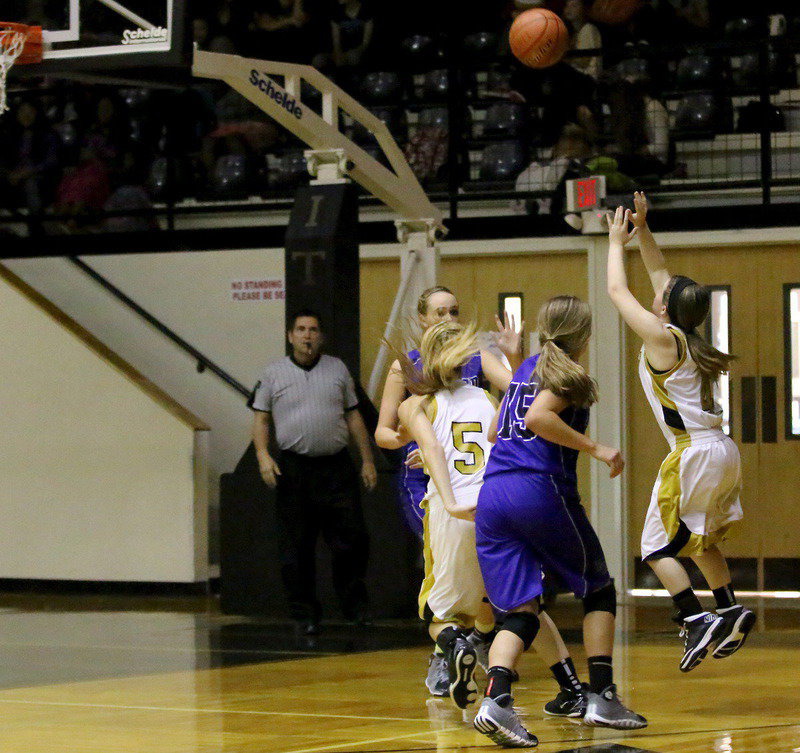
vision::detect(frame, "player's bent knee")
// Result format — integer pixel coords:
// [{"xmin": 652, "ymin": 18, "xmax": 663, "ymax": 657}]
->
[
  {"xmin": 583, "ymin": 581, "xmax": 617, "ymax": 616},
  {"xmin": 502, "ymin": 611, "xmax": 540, "ymax": 651}
]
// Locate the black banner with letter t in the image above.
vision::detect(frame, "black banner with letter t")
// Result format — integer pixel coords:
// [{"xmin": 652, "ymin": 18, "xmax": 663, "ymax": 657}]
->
[{"xmin": 284, "ymin": 182, "xmax": 360, "ymax": 379}]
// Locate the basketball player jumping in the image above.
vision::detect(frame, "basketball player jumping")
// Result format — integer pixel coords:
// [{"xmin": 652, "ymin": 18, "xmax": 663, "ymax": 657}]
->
[{"xmin": 606, "ymin": 196, "xmax": 754, "ymax": 672}]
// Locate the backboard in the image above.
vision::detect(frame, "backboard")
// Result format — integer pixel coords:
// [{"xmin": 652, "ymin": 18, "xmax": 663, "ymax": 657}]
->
[{"xmin": 5, "ymin": 0, "xmax": 187, "ymax": 80}]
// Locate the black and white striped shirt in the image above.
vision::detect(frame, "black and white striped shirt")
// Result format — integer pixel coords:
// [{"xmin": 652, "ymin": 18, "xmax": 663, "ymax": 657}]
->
[{"xmin": 250, "ymin": 355, "xmax": 359, "ymax": 456}]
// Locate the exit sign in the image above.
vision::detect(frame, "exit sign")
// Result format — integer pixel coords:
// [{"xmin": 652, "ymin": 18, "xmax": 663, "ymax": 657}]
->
[{"xmin": 565, "ymin": 175, "xmax": 606, "ymax": 212}]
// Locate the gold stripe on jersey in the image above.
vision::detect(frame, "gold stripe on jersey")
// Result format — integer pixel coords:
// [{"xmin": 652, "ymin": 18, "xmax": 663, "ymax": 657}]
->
[
  {"xmin": 418, "ymin": 502, "xmax": 436, "ymax": 620},
  {"xmin": 643, "ymin": 326, "xmax": 687, "ymax": 380},
  {"xmin": 483, "ymin": 389, "xmax": 499, "ymax": 410},
  {"xmin": 424, "ymin": 394, "xmax": 438, "ymax": 423},
  {"xmin": 655, "ymin": 442, "xmax": 737, "ymax": 557},
  {"xmin": 644, "ymin": 329, "xmax": 689, "ymax": 440}
]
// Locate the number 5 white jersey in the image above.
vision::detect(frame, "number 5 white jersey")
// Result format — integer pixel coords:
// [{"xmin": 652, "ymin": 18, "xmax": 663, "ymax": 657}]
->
[{"xmin": 424, "ymin": 384, "xmax": 498, "ymax": 505}]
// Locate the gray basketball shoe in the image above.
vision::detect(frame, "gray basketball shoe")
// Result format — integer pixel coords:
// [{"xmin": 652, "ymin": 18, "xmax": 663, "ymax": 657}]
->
[
  {"xmin": 466, "ymin": 629, "xmax": 493, "ymax": 672},
  {"xmin": 584, "ymin": 684, "xmax": 648, "ymax": 730},
  {"xmin": 425, "ymin": 653, "xmax": 449, "ymax": 697},
  {"xmin": 473, "ymin": 694, "xmax": 539, "ymax": 748}
]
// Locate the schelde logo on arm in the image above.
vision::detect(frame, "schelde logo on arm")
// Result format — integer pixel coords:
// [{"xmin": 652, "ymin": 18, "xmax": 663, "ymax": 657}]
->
[
  {"xmin": 122, "ymin": 26, "xmax": 169, "ymax": 44},
  {"xmin": 249, "ymin": 70, "xmax": 303, "ymax": 119}
]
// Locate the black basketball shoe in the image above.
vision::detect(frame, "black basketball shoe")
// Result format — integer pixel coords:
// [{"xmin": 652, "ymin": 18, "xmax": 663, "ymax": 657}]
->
[
  {"xmin": 543, "ymin": 683, "xmax": 588, "ymax": 718},
  {"xmin": 713, "ymin": 605, "xmax": 756, "ymax": 659},
  {"xmin": 679, "ymin": 612, "xmax": 725, "ymax": 672}
]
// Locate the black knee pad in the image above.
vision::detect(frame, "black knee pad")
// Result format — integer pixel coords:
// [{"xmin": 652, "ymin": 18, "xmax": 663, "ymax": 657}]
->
[
  {"xmin": 502, "ymin": 611, "xmax": 540, "ymax": 651},
  {"xmin": 582, "ymin": 581, "xmax": 617, "ymax": 617}
]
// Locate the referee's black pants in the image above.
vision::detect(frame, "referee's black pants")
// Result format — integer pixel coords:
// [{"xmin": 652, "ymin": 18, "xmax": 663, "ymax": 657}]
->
[{"xmin": 275, "ymin": 449, "xmax": 369, "ymax": 621}]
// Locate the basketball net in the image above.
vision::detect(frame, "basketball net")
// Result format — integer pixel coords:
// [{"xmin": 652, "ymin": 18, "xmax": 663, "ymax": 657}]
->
[{"xmin": 0, "ymin": 23, "xmax": 43, "ymax": 115}]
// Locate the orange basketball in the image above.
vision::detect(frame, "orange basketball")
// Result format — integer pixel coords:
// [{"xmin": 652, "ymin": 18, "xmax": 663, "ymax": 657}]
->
[
  {"xmin": 589, "ymin": 0, "xmax": 642, "ymax": 25},
  {"xmin": 509, "ymin": 9, "xmax": 569, "ymax": 69}
]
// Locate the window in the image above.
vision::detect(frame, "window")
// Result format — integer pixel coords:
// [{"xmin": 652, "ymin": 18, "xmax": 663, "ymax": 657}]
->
[
  {"xmin": 785, "ymin": 285, "xmax": 800, "ymax": 438},
  {"xmin": 705, "ymin": 287, "xmax": 731, "ymax": 435},
  {"xmin": 498, "ymin": 292, "xmax": 523, "ymax": 331}
]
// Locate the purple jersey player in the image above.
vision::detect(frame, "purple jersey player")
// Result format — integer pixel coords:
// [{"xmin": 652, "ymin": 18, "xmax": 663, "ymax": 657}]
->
[
  {"xmin": 472, "ymin": 296, "xmax": 647, "ymax": 748},
  {"xmin": 375, "ymin": 285, "xmax": 523, "ymax": 539}
]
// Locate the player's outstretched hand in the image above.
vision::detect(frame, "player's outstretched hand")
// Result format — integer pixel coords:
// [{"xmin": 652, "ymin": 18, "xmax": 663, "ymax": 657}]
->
[
  {"xmin": 495, "ymin": 311, "xmax": 524, "ymax": 357},
  {"xmin": 630, "ymin": 190, "xmax": 648, "ymax": 228},
  {"xmin": 607, "ymin": 206, "xmax": 638, "ymax": 247},
  {"xmin": 405, "ymin": 448, "xmax": 424, "ymax": 469},
  {"xmin": 591, "ymin": 443, "xmax": 625, "ymax": 478},
  {"xmin": 259, "ymin": 455, "xmax": 281, "ymax": 488},
  {"xmin": 361, "ymin": 461, "xmax": 377, "ymax": 491}
]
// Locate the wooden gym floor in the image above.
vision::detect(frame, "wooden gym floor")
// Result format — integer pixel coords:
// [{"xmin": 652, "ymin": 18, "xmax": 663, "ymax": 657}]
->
[{"xmin": 0, "ymin": 595, "xmax": 797, "ymax": 753}]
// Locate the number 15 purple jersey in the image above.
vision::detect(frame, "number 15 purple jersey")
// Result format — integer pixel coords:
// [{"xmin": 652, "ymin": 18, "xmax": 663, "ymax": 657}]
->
[{"xmin": 485, "ymin": 354, "xmax": 589, "ymax": 484}]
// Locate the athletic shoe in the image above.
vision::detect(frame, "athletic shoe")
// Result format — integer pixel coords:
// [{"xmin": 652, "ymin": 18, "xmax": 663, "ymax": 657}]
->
[
  {"xmin": 473, "ymin": 694, "xmax": 539, "ymax": 748},
  {"xmin": 425, "ymin": 653, "xmax": 450, "ymax": 697},
  {"xmin": 713, "ymin": 605, "xmax": 756, "ymax": 659},
  {"xmin": 448, "ymin": 636, "xmax": 478, "ymax": 709},
  {"xmin": 466, "ymin": 629, "xmax": 493, "ymax": 672},
  {"xmin": 679, "ymin": 612, "xmax": 725, "ymax": 672},
  {"xmin": 543, "ymin": 683, "xmax": 588, "ymax": 718},
  {"xmin": 584, "ymin": 684, "xmax": 647, "ymax": 730}
]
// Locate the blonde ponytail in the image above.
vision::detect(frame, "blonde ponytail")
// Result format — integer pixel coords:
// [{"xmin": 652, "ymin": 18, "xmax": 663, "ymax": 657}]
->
[
  {"xmin": 534, "ymin": 296, "xmax": 597, "ymax": 407},
  {"xmin": 388, "ymin": 321, "xmax": 478, "ymax": 396}
]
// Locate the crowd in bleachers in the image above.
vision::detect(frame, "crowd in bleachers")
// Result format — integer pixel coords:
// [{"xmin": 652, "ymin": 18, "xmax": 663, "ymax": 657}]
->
[{"xmin": 1, "ymin": 0, "xmax": 798, "ymax": 232}]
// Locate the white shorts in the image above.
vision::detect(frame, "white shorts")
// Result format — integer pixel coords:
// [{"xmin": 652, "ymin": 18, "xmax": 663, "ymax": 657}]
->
[
  {"xmin": 418, "ymin": 490, "xmax": 487, "ymax": 624},
  {"xmin": 641, "ymin": 435, "xmax": 743, "ymax": 560}
]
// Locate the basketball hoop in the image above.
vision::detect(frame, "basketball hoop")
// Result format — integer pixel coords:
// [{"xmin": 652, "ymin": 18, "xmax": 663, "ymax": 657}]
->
[{"xmin": 0, "ymin": 23, "xmax": 43, "ymax": 115}]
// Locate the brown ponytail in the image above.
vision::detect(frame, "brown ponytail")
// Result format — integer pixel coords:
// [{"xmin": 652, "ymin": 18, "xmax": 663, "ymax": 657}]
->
[
  {"xmin": 534, "ymin": 296, "xmax": 598, "ymax": 407},
  {"xmin": 664, "ymin": 276, "xmax": 736, "ymax": 411}
]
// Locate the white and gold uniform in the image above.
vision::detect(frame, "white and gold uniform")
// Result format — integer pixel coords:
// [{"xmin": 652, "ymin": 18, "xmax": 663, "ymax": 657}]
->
[
  {"xmin": 418, "ymin": 384, "xmax": 497, "ymax": 624},
  {"xmin": 639, "ymin": 324, "xmax": 743, "ymax": 560}
]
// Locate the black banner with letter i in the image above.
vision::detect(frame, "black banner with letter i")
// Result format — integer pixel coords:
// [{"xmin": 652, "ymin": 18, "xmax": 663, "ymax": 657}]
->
[{"xmin": 284, "ymin": 183, "xmax": 360, "ymax": 378}]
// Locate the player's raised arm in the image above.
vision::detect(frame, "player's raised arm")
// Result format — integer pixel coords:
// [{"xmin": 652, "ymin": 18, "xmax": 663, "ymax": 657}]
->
[
  {"xmin": 630, "ymin": 191, "xmax": 671, "ymax": 296},
  {"xmin": 374, "ymin": 358, "xmax": 408, "ymax": 449},
  {"xmin": 398, "ymin": 396, "xmax": 476, "ymax": 520},
  {"xmin": 607, "ymin": 206, "xmax": 676, "ymax": 360}
]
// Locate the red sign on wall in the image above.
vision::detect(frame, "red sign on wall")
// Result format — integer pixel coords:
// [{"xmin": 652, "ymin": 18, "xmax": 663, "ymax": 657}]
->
[{"xmin": 230, "ymin": 279, "xmax": 285, "ymax": 302}]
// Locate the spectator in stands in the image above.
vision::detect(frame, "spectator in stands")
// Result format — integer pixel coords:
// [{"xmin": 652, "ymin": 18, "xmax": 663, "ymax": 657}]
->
[
  {"xmin": 53, "ymin": 147, "xmax": 111, "ymax": 231},
  {"xmin": 604, "ymin": 73, "xmax": 670, "ymax": 180},
  {"xmin": 564, "ymin": 0, "xmax": 602, "ymax": 80},
  {"xmin": 329, "ymin": 0, "xmax": 375, "ymax": 69},
  {"xmin": 210, "ymin": 0, "xmax": 251, "ymax": 51},
  {"xmin": 513, "ymin": 123, "xmax": 592, "ymax": 215},
  {"xmin": 0, "ymin": 98, "xmax": 61, "ymax": 216},
  {"xmin": 103, "ymin": 149, "xmax": 160, "ymax": 233},
  {"xmin": 82, "ymin": 93, "xmax": 130, "ymax": 168},
  {"xmin": 251, "ymin": 310, "xmax": 376, "ymax": 635},
  {"xmin": 247, "ymin": 0, "xmax": 310, "ymax": 63}
]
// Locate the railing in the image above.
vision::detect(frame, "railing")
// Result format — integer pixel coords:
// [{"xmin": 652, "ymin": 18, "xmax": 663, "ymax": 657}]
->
[
  {"xmin": 2, "ymin": 32, "xmax": 800, "ymax": 236},
  {"xmin": 68, "ymin": 257, "xmax": 250, "ymax": 398}
]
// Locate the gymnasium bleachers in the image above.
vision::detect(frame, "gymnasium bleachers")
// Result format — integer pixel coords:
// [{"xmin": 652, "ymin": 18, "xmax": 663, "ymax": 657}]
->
[{"xmin": 2, "ymin": 5, "xmax": 800, "ymax": 234}]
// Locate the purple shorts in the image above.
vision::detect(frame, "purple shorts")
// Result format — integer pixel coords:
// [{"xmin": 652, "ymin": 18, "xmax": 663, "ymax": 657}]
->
[
  {"xmin": 475, "ymin": 470, "xmax": 611, "ymax": 612},
  {"xmin": 396, "ymin": 442, "xmax": 426, "ymax": 540}
]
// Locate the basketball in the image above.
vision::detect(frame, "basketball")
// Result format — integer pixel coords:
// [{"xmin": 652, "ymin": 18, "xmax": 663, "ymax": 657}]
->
[
  {"xmin": 589, "ymin": 0, "xmax": 642, "ymax": 25},
  {"xmin": 509, "ymin": 9, "xmax": 569, "ymax": 69}
]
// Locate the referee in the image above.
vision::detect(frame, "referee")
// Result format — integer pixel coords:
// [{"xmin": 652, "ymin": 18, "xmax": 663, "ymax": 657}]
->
[{"xmin": 251, "ymin": 309, "xmax": 377, "ymax": 634}]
